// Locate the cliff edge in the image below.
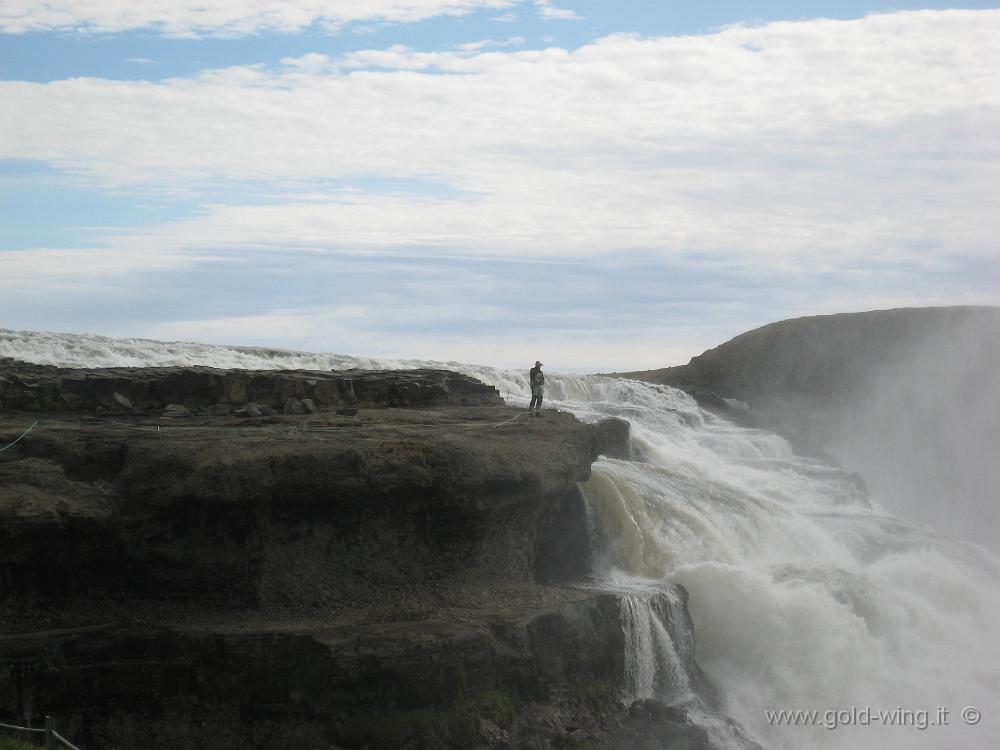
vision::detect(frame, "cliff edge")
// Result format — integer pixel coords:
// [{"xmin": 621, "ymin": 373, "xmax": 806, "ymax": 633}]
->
[{"xmin": 0, "ymin": 361, "xmax": 725, "ymax": 750}]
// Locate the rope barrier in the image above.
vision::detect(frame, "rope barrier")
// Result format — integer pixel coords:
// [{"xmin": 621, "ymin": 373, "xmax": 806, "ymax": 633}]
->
[
  {"xmin": 0, "ymin": 717, "xmax": 85, "ymax": 749},
  {"xmin": 454, "ymin": 411, "xmax": 531, "ymax": 429},
  {"xmin": 52, "ymin": 729, "xmax": 84, "ymax": 750},
  {"xmin": 0, "ymin": 719, "xmax": 45, "ymax": 734},
  {"xmin": 0, "ymin": 419, "xmax": 38, "ymax": 455},
  {"xmin": 303, "ymin": 409, "xmax": 540, "ymax": 433}
]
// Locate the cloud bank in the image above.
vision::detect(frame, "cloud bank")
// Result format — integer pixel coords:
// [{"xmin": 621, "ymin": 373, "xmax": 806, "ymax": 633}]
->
[
  {"xmin": 0, "ymin": 0, "xmax": 518, "ymax": 36},
  {"xmin": 3, "ymin": 11, "xmax": 996, "ymax": 263},
  {"xmin": 2, "ymin": 10, "xmax": 998, "ymax": 367}
]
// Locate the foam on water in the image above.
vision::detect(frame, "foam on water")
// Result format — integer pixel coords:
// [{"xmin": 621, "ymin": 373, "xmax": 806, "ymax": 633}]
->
[{"xmin": 4, "ymin": 328, "xmax": 998, "ymax": 750}]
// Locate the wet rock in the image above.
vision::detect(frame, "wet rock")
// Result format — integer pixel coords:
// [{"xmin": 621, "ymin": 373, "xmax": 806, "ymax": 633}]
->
[
  {"xmin": 628, "ymin": 698, "xmax": 686, "ymax": 723},
  {"xmin": 479, "ymin": 718, "xmax": 510, "ymax": 747},
  {"xmin": 613, "ymin": 698, "xmax": 761, "ymax": 750},
  {"xmin": 593, "ymin": 417, "xmax": 630, "ymax": 460},
  {"xmin": 301, "ymin": 398, "xmax": 317, "ymax": 414},
  {"xmin": 162, "ymin": 403, "xmax": 191, "ymax": 418}
]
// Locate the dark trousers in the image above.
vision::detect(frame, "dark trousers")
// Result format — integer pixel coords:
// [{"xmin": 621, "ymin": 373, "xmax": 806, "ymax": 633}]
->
[{"xmin": 529, "ymin": 390, "xmax": 543, "ymax": 411}]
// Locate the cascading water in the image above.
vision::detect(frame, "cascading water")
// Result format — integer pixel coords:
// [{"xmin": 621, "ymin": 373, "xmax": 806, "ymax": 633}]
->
[
  {"xmin": 616, "ymin": 582, "xmax": 694, "ymax": 705},
  {"xmin": 4, "ymin": 328, "xmax": 998, "ymax": 750},
  {"xmin": 546, "ymin": 376, "xmax": 1000, "ymax": 750}
]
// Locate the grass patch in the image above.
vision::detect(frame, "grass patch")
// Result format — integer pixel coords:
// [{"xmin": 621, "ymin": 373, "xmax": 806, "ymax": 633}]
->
[
  {"xmin": 570, "ymin": 677, "xmax": 614, "ymax": 711},
  {"xmin": 0, "ymin": 736, "xmax": 44, "ymax": 750},
  {"xmin": 337, "ymin": 689, "xmax": 517, "ymax": 749},
  {"xmin": 470, "ymin": 689, "xmax": 514, "ymax": 725}
]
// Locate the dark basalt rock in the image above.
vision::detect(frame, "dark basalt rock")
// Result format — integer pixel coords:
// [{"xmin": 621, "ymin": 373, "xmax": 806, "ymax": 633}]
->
[
  {"xmin": 0, "ymin": 359, "xmax": 503, "ymax": 415},
  {"xmin": 591, "ymin": 417, "xmax": 632, "ymax": 461},
  {"xmin": 0, "ymin": 589, "xmax": 702, "ymax": 750},
  {"xmin": 613, "ymin": 698, "xmax": 765, "ymax": 750},
  {"xmin": 1, "ymin": 405, "xmax": 617, "ymax": 605},
  {"xmin": 621, "ymin": 307, "xmax": 999, "ymax": 401}
]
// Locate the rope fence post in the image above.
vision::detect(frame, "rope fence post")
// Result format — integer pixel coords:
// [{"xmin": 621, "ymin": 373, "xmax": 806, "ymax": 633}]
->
[{"xmin": 45, "ymin": 716, "xmax": 57, "ymax": 750}]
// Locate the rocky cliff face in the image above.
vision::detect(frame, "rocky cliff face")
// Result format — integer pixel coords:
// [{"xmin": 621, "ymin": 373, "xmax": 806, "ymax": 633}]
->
[
  {"xmin": 0, "ymin": 358, "xmax": 502, "ymax": 415},
  {"xmin": 0, "ymin": 362, "xmax": 719, "ymax": 749}
]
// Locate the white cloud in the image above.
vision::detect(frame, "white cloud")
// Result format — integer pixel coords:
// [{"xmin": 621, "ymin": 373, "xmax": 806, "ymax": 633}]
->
[
  {"xmin": 0, "ymin": 245, "xmax": 210, "ymax": 293},
  {"xmin": 534, "ymin": 1, "xmax": 581, "ymax": 22},
  {"xmin": 0, "ymin": 0, "xmax": 519, "ymax": 36},
  {"xmin": 1, "ymin": 10, "xmax": 998, "ymax": 280},
  {"xmin": 455, "ymin": 35, "xmax": 525, "ymax": 51},
  {"xmin": 279, "ymin": 52, "xmax": 333, "ymax": 71}
]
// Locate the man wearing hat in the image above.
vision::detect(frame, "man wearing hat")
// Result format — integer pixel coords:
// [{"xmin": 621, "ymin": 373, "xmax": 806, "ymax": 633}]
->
[{"xmin": 528, "ymin": 360, "xmax": 545, "ymax": 415}]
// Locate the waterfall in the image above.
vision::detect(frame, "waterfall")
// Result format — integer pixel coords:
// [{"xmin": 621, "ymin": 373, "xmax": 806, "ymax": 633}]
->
[
  {"xmin": 618, "ymin": 583, "xmax": 693, "ymax": 704},
  {"xmin": 5, "ymin": 328, "xmax": 999, "ymax": 750}
]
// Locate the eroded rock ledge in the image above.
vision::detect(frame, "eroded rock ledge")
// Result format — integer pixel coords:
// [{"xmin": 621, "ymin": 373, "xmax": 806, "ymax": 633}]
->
[
  {"xmin": 0, "ymin": 362, "xmax": 728, "ymax": 750},
  {"xmin": 0, "ymin": 358, "xmax": 503, "ymax": 415}
]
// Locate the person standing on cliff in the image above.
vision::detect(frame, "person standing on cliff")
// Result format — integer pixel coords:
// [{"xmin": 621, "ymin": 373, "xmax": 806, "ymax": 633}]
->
[{"xmin": 528, "ymin": 361, "xmax": 545, "ymax": 415}]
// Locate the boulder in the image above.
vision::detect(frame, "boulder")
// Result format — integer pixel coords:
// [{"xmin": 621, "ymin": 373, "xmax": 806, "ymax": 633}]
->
[
  {"xmin": 111, "ymin": 392, "xmax": 133, "ymax": 412},
  {"xmin": 234, "ymin": 402, "xmax": 262, "ymax": 418},
  {"xmin": 162, "ymin": 403, "xmax": 191, "ymax": 418}
]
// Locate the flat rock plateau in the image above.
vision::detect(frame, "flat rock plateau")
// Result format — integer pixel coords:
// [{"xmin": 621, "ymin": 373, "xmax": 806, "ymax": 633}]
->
[{"xmin": 0, "ymin": 360, "xmax": 722, "ymax": 750}]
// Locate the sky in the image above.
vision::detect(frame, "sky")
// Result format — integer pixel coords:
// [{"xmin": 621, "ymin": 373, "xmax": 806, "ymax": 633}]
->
[{"xmin": 1, "ymin": 1, "xmax": 998, "ymax": 372}]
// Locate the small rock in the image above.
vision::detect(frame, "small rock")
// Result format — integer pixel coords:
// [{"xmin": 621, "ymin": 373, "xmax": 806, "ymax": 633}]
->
[
  {"xmin": 111, "ymin": 392, "xmax": 133, "ymax": 412},
  {"xmin": 162, "ymin": 403, "xmax": 191, "ymax": 418},
  {"xmin": 479, "ymin": 718, "xmax": 509, "ymax": 748},
  {"xmin": 283, "ymin": 398, "xmax": 305, "ymax": 415},
  {"xmin": 301, "ymin": 398, "xmax": 317, "ymax": 414},
  {"xmin": 629, "ymin": 698, "xmax": 679, "ymax": 721},
  {"xmin": 234, "ymin": 402, "xmax": 262, "ymax": 418}
]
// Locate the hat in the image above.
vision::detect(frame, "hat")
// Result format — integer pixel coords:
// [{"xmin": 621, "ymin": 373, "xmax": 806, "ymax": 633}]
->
[{"xmin": 535, "ymin": 361, "xmax": 543, "ymax": 366}]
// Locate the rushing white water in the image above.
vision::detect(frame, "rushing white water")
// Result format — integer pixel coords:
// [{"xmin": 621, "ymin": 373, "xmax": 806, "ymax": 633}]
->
[
  {"xmin": 615, "ymin": 581, "xmax": 694, "ymax": 705},
  {"xmin": 4, "ymin": 328, "xmax": 999, "ymax": 750}
]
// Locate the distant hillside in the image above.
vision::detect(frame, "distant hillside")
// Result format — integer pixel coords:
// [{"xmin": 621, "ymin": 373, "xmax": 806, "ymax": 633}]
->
[
  {"xmin": 620, "ymin": 306, "xmax": 1000, "ymax": 548},
  {"xmin": 621, "ymin": 306, "xmax": 1000, "ymax": 405}
]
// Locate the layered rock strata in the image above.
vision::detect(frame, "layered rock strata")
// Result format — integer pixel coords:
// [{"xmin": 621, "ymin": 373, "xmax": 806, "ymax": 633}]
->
[{"xmin": 0, "ymin": 362, "xmax": 720, "ymax": 749}]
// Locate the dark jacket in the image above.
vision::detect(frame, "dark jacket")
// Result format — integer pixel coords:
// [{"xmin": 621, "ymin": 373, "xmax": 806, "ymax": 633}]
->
[{"xmin": 529, "ymin": 366, "xmax": 545, "ymax": 388}]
